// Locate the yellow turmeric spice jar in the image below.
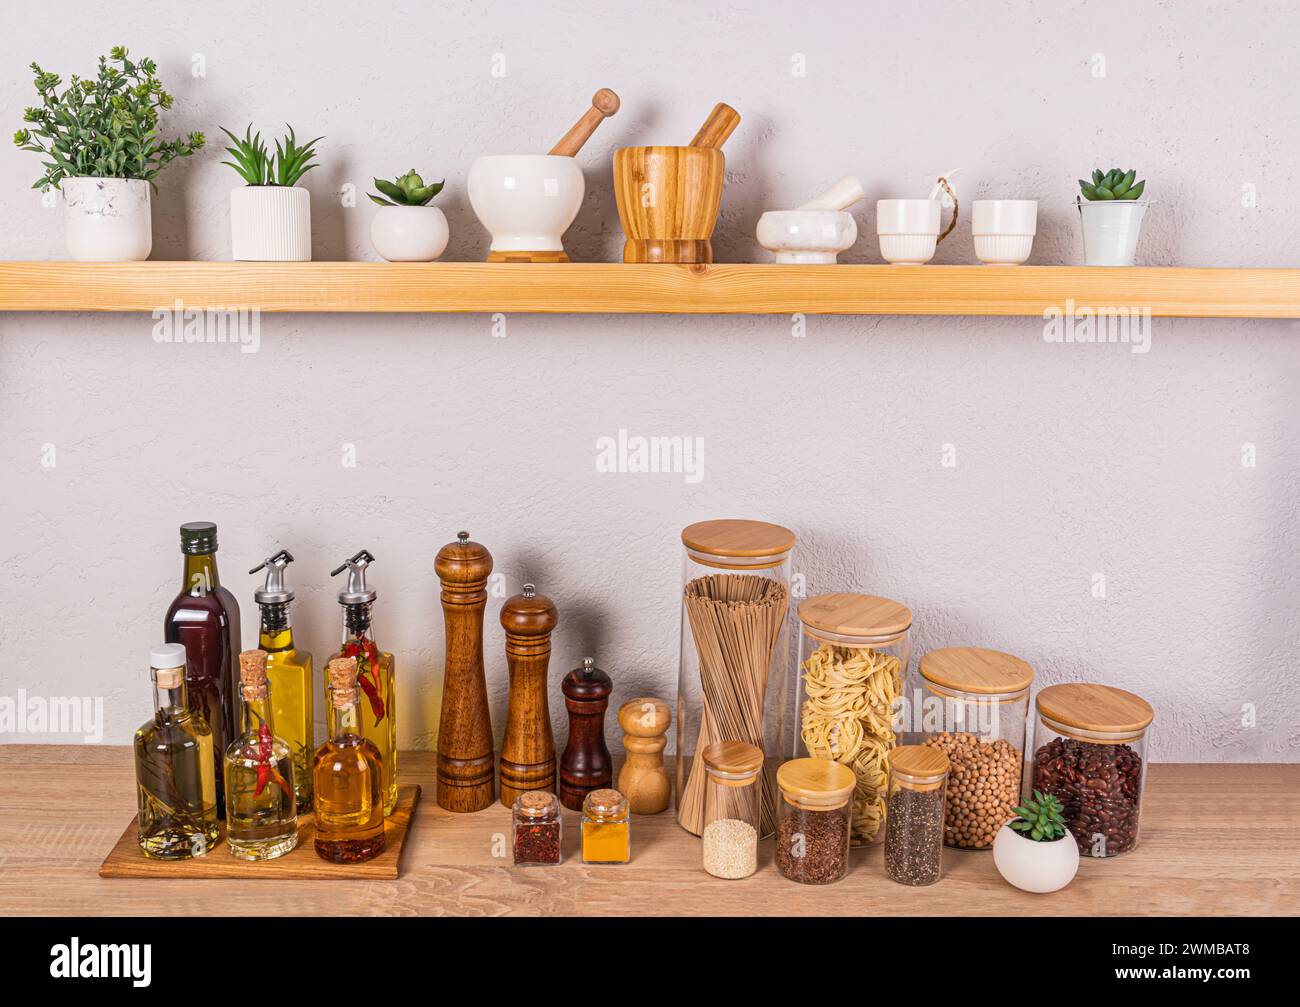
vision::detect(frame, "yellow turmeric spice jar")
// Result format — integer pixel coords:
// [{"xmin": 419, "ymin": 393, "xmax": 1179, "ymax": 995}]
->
[{"xmin": 581, "ymin": 788, "xmax": 631, "ymax": 864}]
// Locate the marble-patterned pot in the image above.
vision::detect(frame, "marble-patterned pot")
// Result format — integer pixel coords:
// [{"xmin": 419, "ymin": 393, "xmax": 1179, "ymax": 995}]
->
[{"xmin": 61, "ymin": 177, "xmax": 152, "ymax": 261}]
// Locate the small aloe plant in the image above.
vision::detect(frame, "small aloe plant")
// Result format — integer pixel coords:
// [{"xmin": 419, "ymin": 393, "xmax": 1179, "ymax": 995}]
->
[
  {"xmin": 369, "ymin": 169, "xmax": 444, "ymax": 207},
  {"xmin": 1010, "ymin": 790, "xmax": 1068, "ymax": 842},
  {"xmin": 220, "ymin": 124, "xmax": 321, "ymax": 186},
  {"xmin": 1078, "ymin": 168, "xmax": 1145, "ymax": 201}
]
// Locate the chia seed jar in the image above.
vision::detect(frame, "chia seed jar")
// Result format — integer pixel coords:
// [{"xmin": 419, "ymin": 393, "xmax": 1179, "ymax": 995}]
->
[
  {"xmin": 1031, "ymin": 683, "xmax": 1154, "ymax": 859},
  {"xmin": 775, "ymin": 758, "xmax": 855, "ymax": 885},
  {"xmin": 884, "ymin": 745, "xmax": 950, "ymax": 886}
]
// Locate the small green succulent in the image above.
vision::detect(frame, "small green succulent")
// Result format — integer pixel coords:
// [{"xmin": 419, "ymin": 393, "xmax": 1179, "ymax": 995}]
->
[
  {"xmin": 1078, "ymin": 168, "xmax": 1145, "ymax": 201},
  {"xmin": 220, "ymin": 124, "xmax": 321, "ymax": 186},
  {"xmin": 369, "ymin": 169, "xmax": 444, "ymax": 207},
  {"xmin": 1010, "ymin": 790, "xmax": 1068, "ymax": 842}
]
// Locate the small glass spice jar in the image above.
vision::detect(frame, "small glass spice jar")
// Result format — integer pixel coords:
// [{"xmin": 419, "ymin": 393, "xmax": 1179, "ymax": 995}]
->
[
  {"xmin": 775, "ymin": 758, "xmax": 855, "ymax": 885},
  {"xmin": 701, "ymin": 741, "xmax": 764, "ymax": 880},
  {"xmin": 581, "ymin": 788, "xmax": 631, "ymax": 864},
  {"xmin": 884, "ymin": 745, "xmax": 950, "ymax": 886},
  {"xmin": 795, "ymin": 593, "xmax": 913, "ymax": 847},
  {"xmin": 1032, "ymin": 684, "xmax": 1154, "ymax": 859},
  {"xmin": 915, "ymin": 647, "xmax": 1034, "ymax": 851},
  {"xmin": 512, "ymin": 791, "xmax": 562, "ymax": 866}
]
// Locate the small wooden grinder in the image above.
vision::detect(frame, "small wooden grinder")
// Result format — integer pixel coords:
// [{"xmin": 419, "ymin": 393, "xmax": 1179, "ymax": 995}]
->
[
  {"xmin": 617, "ymin": 696, "xmax": 672, "ymax": 814},
  {"xmin": 559, "ymin": 656, "xmax": 613, "ymax": 810},
  {"xmin": 499, "ymin": 583, "xmax": 559, "ymax": 806},
  {"xmin": 435, "ymin": 531, "xmax": 496, "ymax": 812}
]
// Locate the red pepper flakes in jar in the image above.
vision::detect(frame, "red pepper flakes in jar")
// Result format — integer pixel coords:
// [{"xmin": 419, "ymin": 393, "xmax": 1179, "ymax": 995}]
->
[{"xmin": 512, "ymin": 791, "xmax": 562, "ymax": 866}]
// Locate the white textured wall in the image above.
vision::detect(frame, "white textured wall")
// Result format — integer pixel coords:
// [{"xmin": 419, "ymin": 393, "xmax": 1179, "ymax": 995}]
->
[{"xmin": 1, "ymin": 0, "xmax": 1297, "ymax": 760}]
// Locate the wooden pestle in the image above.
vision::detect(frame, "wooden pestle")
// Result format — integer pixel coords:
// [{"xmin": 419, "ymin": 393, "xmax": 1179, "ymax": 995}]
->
[
  {"xmin": 548, "ymin": 88, "xmax": 621, "ymax": 156},
  {"xmin": 688, "ymin": 102, "xmax": 741, "ymax": 149},
  {"xmin": 617, "ymin": 696, "xmax": 672, "ymax": 814},
  {"xmin": 435, "ymin": 531, "xmax": 496, "ymax": 812},
  {"xmin": 499, "ymin": 584, "xmax": 559, "ymax": 807}
]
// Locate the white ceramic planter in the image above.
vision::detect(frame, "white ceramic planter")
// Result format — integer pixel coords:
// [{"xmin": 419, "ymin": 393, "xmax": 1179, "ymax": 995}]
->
[
  {"xmin": 992, "ymin": 824, "xmax": 1080, "ymax": 893},
  {"xmin": 877, "ymin": 198, "xmax": 942, "ymax": 264},
  {"xmin": 370, "ymin": 205, "xmax": 449, "ymax": 262},
  {"xmin": 972, "ymin": 199, "xmax": 1037, "ymax": 265},
  {"xmin": 230, "ymin": 186, "xmax": 312, "ymax": 261},
  {"xmin": 756, "ymin": 209, "xmax": 858, "ymax": 263},
  {"xmin": 467, "ymin": 154, "xmax": 584, "ymax": 255},
  {"xmin": 1078, "ymin": 199, "xmax": 1148, "ymax": 266},
  {"xmin": 61, "ymin": 177, "xmax": 152, "ymax": 261}
]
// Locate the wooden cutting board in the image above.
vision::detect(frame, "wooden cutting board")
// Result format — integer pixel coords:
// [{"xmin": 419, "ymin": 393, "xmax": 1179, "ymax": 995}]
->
[{"xmin": 99, "ymin": 784, "xmax": 420, "ymax": 880}]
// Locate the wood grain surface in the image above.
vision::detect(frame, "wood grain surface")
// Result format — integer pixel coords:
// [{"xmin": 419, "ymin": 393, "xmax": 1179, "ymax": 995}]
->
[
  {"xmin": 2, "ymin": 746, "xmax": 1295, "ymax": 917},
  {"xmin": 4, "ymin": 262, "xmax": 1300, "ymax": 316}
]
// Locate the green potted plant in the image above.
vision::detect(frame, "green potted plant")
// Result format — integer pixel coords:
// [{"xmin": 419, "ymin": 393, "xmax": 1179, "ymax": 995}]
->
[
  {"xmin": 13, "ymin": 47, "xmax": 204, "ymax": 261},
  {"xmin": 220, "ymin": 125, "xmax": 321, "ymax": 261},
  {"xmin": 1076, "ymin": 168, "xmax": 1148, "ymax": 266},
  {"xmin": 369, "ymin": 170, "xmax": 447, "ymax": 262},
  {"xmin": 992, "ymin": 789, "xmax": 1080, "ymax": 893}
]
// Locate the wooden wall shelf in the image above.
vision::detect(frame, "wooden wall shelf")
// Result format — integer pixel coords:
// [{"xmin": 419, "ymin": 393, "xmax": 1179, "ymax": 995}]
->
[{"xmin": 1, "ymin": 261, "xmax": 1299, "ymax": 317}]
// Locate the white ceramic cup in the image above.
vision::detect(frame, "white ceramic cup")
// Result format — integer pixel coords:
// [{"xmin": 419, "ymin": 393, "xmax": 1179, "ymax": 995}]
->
[
  {"xmin": 876, "ymin": 198, "xmax": 942, "ymax": 264},
  {"xmin": 972, "ymin": 199, "xmax": 1037, "ymax": 265},
  {"xmin": 467, "ymin": 154, "xmax": 584, "ymax": 254}
]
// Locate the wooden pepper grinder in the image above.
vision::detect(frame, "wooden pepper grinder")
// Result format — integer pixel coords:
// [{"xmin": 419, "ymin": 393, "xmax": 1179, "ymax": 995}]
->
[
  {"xmin": 435, "ymin": 531, "xmax": 495, "ymax": 812},
  {"xmin": 499, "ymin": 583, "xmax": 559, "ymax": 807},
  {"xmin": 559, "ymin": 657, "xmax": 613, "ymax": 811},
  {"xmin": 617, "ymin": 696, "xmax": 672, "ymax": 814}
]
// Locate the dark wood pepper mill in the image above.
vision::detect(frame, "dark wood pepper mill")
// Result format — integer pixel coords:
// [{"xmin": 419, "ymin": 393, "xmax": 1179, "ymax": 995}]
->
[
  {"xmin": 499, "ymin": 583, "xmax": 559, "ymax": 807},
  {"xmin": 559, "ymin": 656, "xmax": 613, "ymax": 811},
  {"xmin": 435, "ymin": 531, "xmax": 495, "ymax": 812}
]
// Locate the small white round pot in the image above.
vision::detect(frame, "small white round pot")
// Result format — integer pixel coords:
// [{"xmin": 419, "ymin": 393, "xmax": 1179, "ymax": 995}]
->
[
  {"xmin": 972, "ymin": 199, "xmax": 1037, "ymax": 265},
  {"xmin": 1078, "ymin": 199, "xmax": 1148, "ymax": 266},
  {"xmin": 61, "ymin": 177, "xmax": 152, "ymax": 261},
  {"xmin": 467, "ymin": 154, "xmax": 584, "ymax": 255},
  {"xmin": 993, "ymin": 824, "xmax": 1080, "ymax": 893},
  {"xmin": 230, "ymin": 186, "xmax": 312, "ymax": 261},
  {"xmin": 370, "ymin": 205, "xmax": 449, "ymax": 262},
  {"xmin": 877, "ymin": 198, "xmax": 942, "ymax": 265},
  {"xmin": 756, "ymin": 209, "xmax": 858, "ymax": 264}
]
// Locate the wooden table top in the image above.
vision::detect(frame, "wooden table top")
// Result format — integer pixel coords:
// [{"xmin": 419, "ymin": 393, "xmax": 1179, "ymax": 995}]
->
[{"xmin": 2, "ymin": 746, "xmax": 1295, "ymax": 917}]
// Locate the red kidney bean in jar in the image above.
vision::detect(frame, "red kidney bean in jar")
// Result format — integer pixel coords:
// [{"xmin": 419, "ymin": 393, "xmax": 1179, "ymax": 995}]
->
[{"xmin": 1031, "ymin": 684, "xmax": 1154, "ymax": 859}]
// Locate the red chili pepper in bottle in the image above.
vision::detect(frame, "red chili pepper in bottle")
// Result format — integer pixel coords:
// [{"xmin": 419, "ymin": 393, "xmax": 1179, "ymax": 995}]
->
[
  {"xmin": 253, "ymin": 720, "xmax": 293, "ymax": 798},
  {"xmin": 343, "ymin": 637, "xmax": 386, "ymax": 725}
]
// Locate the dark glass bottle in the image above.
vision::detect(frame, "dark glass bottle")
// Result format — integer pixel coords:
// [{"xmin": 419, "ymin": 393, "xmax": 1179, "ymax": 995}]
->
[{"xmin": 164, "ymin": 521, "xmax": 242, "ymax": 817}]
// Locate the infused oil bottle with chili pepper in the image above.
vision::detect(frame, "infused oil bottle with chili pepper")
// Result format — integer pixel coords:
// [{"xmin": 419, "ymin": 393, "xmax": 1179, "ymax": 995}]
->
[
  {"xmin": 327, "ymin": 550, "xmax": 397, "ymax": 815},
  {"xmin": 313, "ymin": 656, "xmax": 386, "ymax": 863},
  {"xmin": 223, "ymin": 650, "xmax": 298, "ymax": 861},
  {"xmin": 250, "ymin": 549, "xmax": 314, "ymax": 814},
  {"xmin": 164, "ymin": 521, "xmax": 242, "ymax": 818}
]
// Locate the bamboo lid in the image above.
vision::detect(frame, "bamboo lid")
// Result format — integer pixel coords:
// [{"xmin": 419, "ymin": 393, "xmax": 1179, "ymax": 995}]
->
[
  {"xmin": 920, "ymin": 647, "xmax": 1034, "ymax": 695},
  {"xmin": 777, "ymin": 758, "xmax": 855, "ymax": 810},
  {"xmin": 702, "ymin": 741, "xmax": 763, "ymax": 777},
  {"xmin": 1036, "ymin": 683, "xmax": 1154, "ymax": 735},
  {"xmin": 798, "ymin": 593, "xmax": 912, "ymax": 640},
  {"xmin": 681, "ymin": 519, "xmax": 796, "ymax": 559},
  {"xmin": 889, "ymin": 743, "xmax": 951, "ymax": 790}
]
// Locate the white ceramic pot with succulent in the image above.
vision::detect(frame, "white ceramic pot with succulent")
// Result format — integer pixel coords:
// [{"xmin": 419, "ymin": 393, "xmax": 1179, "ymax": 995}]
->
[
  {"xmin": 369, "ymin": 170, "xmax": 448, "ymax": 262},
  {"xmin": 993, "ymin": 790, "xmax": 1080, "ymax": 894},
  {"xmin": 14, "ymin": 46, "xmax": 204, "ymax": 261},
  {"xmin": 222, "ymin": 125, "xmax": 321, "ymax": 261},
  {"xmin": 1077, "ymin": 168, "xmax": 1148, "ymax": 266}
]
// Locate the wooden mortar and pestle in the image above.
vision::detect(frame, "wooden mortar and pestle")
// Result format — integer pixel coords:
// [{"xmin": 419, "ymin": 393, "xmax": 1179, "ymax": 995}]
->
[
  {"xmin": 467, "ymin": 89, "xmax": 620, "ymax": 263},
  {"xmin": 613, "ymin": 102, "xmax": 740, "ymax": 263}
]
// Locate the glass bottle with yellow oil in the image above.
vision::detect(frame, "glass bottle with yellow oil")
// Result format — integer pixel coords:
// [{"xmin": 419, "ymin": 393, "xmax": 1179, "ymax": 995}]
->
[
  {"xmin": 313, "ymin": 656, "xmax": 386, "ymax": 863},
  {"xmin": 250, "ymin": 549, "xmax": 314, "ymax": 814},
  {"xmin": 328, "ymin": 550, "xmax": 397, "ymax": 815}
]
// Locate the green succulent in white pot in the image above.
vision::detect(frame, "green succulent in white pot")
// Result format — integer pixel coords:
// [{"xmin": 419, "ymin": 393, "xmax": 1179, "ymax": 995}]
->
[
  {"xmin": 14, "ymin": 46, "xmax": 205, "ymax": 261},
  {"xmin": 220, "ymin": 124, "xmax": 322, "ymax": 261},
  {"xmin": 992, "ymin": 790, "xmax": 1080, "ymax": 893},
  {"xmin": 368, "ymin": 170, "xmax": 447, "ymax": 262},
  {"xmin": 1076, "ymin": 168, "xmax": 1149, "ymax": 266}
]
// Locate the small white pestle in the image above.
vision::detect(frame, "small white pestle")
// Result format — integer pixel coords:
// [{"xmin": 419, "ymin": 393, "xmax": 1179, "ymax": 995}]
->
[{"xmin": 796, "ymin": 175, "xmax": 865, "ymax": 212}]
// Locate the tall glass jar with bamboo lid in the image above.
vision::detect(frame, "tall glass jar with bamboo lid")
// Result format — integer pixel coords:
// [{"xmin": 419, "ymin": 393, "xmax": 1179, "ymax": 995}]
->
[
  {"xmin": 1032, "ymin": 683, "xmax": 1153, "ymax": 859},
  {"xmin": 701, "ymin": 741, "xmax": 764, "ymax": 879},
  {"xmin": 914, "ymin": 647, "xmax": 1034, "ymax": 851},
  {"xmin": 676, "ymin": 519, "xmax": 795, "ymax": 839},
  {"xmin": 794, "ymin": 593, "xmax": 912, "ymax": 846},
  {"xmin": 775, "ymin": 757, "xmax": 855, "ymax": 885}
]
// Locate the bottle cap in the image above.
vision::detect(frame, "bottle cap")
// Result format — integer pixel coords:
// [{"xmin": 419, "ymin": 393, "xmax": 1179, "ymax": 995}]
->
[
  {"xmin": 150, "ymin": 643, "xmax": 187, "ymax": 670},
  {"xmin": 179, "ymin": 521, "xmax": 218, "ymax": 555},
  {"xmin": 332, "ymin": 549, "xmax": 377, "ymax": 605},
  {"xmin": 250, "ymin": 549, "xmax": 296, "ymax": 605}
]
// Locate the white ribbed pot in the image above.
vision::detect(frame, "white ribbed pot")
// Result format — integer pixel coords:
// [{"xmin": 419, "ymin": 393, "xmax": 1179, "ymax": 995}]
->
[
  {"xmin": 61, "ymin": 177, "xmax": 152, "ymax": 261},
  {"xmin": 230, "ymin": 186, "xmax": 312, "ymax": 261},
  {"xmin": 370, "ymin": 205, "xmax": 449, "ymax": 262}
]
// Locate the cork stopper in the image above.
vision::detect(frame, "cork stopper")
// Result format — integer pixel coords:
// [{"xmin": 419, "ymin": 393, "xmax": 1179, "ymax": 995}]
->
[
  {"xmin": 155, "ymin": 666, "xmax": 184, "ymax": 689},
  {"xmin": 327, "ymin": 656, "xmax": 359, "ymax": 706},
  {"xmin": 239, "ymin": 649, "xmax": 269, "ymax": 700},
  {"xmin": 584, "ymin": 788, "xmax": 627, "ymax": 817},
  {"xmin": 516, "ymin": 790, "xmax": 559, "ymax": 819}
]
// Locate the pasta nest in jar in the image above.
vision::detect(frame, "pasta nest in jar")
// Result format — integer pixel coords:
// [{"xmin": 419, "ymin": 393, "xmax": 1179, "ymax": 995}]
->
[{"xmin": 799, "ymin": 642, "xmax": 902, "ymax": 843}]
